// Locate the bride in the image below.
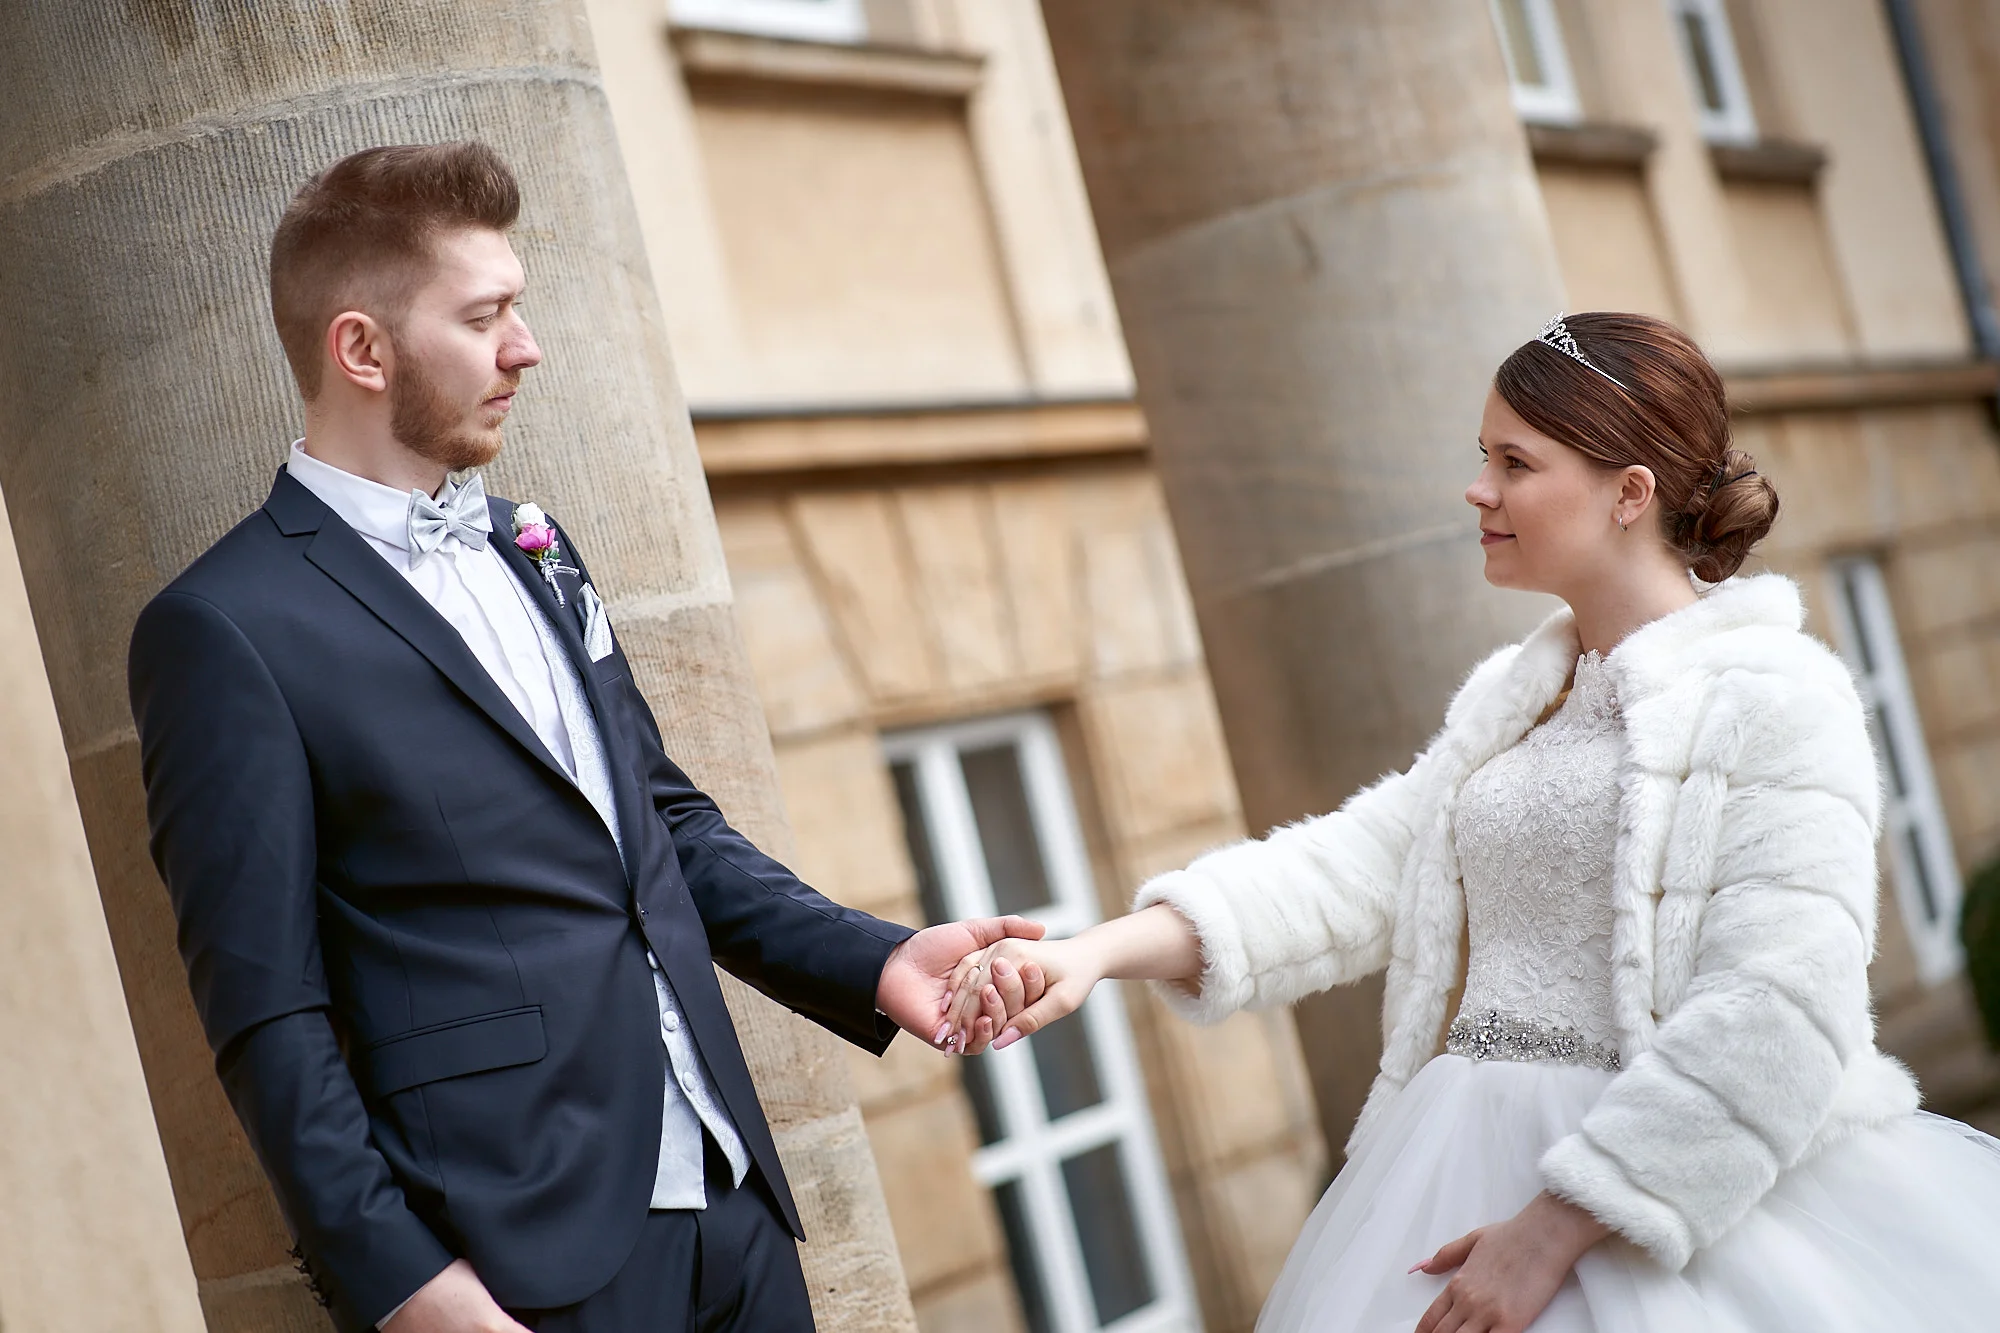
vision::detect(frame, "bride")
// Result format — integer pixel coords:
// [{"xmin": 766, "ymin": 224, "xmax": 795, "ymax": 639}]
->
[{"xmin": 940, "ymin": 311, "xmax": 2000, "ymax": 1331}]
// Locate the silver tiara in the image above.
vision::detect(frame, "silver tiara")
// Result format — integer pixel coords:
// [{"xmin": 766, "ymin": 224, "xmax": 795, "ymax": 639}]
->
[{"xmin": 1535, "ymin": 313, "xmax": 1627, "ymax": 390}]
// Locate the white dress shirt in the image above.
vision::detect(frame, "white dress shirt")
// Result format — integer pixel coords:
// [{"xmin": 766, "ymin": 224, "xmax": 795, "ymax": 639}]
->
[{"xmin": 286, "ymin": 443, "xmax": 749, "ymax": 1222}]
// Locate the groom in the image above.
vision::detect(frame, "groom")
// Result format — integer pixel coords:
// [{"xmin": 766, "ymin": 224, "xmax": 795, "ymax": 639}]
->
[{"xmin": 127, "ymin": 141, "xmax": 1042, "ymax": 1333}]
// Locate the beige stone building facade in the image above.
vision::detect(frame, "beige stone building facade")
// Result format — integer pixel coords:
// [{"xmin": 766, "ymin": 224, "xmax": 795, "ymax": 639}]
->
[
  {"xmin": 588, "ymin": 1, "xmax": 2000, "ymax": 1329},
  {"xmin": 8, "ymin": 2, "xmax": 2000, "ymax": 1331},
  {"xmin": 588, "ymin": 4, "xmax": 1328, "ymax": 1330}
]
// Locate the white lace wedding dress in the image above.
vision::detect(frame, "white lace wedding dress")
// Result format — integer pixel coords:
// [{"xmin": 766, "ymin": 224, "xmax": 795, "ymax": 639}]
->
[{"xmin": 1258, "ymin": 653, "xmax": 2000, "ymax": 1332}]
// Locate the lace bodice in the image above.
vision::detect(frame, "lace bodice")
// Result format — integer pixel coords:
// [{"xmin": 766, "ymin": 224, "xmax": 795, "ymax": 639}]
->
[{"xmin": 1448, "ymin": 652, "xmax": 1623, "ymax": 1068}]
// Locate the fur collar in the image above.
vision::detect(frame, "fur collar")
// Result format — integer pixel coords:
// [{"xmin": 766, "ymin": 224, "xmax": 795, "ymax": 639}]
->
[{"xmin": 1464, "ymin": 574, "xmax": 1805, "ymax": 731}]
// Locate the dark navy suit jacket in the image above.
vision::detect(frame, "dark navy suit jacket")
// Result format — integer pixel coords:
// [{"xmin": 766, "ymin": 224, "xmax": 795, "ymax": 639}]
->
[{"xmin": 127, "ymin": 470, "xmax": 914, "ymax": 1330}]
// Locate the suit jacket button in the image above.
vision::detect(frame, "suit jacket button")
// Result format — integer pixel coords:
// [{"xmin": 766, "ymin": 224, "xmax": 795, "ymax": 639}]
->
[{"xmin": 638, "ymin": 905, "xmax": 649, "ymax": 918}]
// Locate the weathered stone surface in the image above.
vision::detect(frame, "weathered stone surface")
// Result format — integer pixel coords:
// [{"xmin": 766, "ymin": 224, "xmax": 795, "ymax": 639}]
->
[
  {"xmin": 0, "ymin": 499, "xmax": 206, "ymax": 1331},
  {"xmin": 771, "ymin": 725, "xmax": 921, "ymax": 919},
  {"xmin": 793, "ymin": 490, "xmax": 940, "ymax": 704},
  {"xmin": 0, "ymin": 3, "xmax": 913, "ymax": 1327},
  {"xmin": 863, "ymin": 1089, "xmax": 1007, "ymax": 1295},
  {"xmin": 1203, "ymin": 1152, "xmax": 1327, "ymax": 1324},
  {"xmin": 990, "ymin": 477, "xmax": 1085, "ymax": 681},
  {"xmin": 913, "ymin": 1265, "xmax": 1031, "ymax": 1333},
  {"xmin": 1149, "ymin": 1010, "xmax": 1313, "ymax": 1168},
  {"xmin": 717, "ymin": 497, "xmax": 867, "ymax": 740},
  {"xmin": 1041, "ymin": 0, "xmax": 1562, "ymax": 1149},
  {"xmin": 900, "ymin": 485, "xmax": 1019, "ymax": 692},
  {"xmin": 1081, "ymin": 673, "xmax": 1242, "ymax": 847}
]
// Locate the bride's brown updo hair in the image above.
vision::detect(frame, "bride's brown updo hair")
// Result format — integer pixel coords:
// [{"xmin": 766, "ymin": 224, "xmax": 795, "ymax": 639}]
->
[{"xmin": 1493, "ymin": 312, "xmax": 1779, "ymax": 582}]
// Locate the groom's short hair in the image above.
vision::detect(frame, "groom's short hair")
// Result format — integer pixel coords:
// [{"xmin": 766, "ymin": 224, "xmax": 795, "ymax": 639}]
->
[{"xmin": 269, "ymin": 140, "xmax": 520, "ymax": 398}]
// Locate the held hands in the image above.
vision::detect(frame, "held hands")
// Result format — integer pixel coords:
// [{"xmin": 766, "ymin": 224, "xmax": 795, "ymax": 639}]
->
[
  {"xmin": 876, "ymin": 915, "xmax": 1051, "ymax": 1050},
  {"xmin": 933, "ymin": 904, "xmax": 1205, "ymax": 1055},
  {"xmin": 942, "ymin": 935, "xmax": 1100, "ymax": 1054},
  {"xmin": 1410, "ymin": 1192, "xmax": 1611, "ymax": 1333}
]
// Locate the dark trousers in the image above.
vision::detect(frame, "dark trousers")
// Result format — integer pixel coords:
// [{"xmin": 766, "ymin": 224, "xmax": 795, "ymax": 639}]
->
[{"xmin": 510, "ymin": 1139, "xmax": 813, "ymax": 1333}]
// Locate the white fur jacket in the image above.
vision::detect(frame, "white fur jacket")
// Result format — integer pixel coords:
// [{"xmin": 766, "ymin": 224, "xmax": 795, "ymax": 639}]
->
[{"xmin": 1133, "ymin": 575, "xmax": 1918, "ymax": 1271}]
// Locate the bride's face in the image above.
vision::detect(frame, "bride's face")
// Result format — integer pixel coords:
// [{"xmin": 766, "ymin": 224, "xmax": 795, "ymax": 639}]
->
[{"xmin": 1466, "ymin": 389, "xmax": 1637, "ymax": 596}]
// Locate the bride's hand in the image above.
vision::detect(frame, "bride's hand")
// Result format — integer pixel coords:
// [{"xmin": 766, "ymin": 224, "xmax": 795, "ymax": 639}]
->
[
  {"xmin": 1410, "ymin": 1192, "xmax": 1610, "ymax": 1333},
  {"xmin": 942, "ymin": 936, "xmax": 1100, "ymax": 1055}
]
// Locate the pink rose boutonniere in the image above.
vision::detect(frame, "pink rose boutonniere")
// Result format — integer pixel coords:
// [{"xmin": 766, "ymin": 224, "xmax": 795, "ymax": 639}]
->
[{"xmin": 511, "ymin": 502, "xmax": 578, "ymax": 605}]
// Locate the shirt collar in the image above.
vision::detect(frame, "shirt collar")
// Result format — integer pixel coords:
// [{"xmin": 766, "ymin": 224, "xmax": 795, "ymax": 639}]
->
[{"xmin": 286, "ymin": 440, "xmax": 481, "ymax": 553}]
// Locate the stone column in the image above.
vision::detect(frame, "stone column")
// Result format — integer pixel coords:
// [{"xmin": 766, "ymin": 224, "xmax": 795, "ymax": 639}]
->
[
  {"xmin": 1039, "ymin": 1, "xmax": 1564, "ymax": 1150},
  {"xmin": 0, "ymin": 494, "xmax": 207, "ymax": 1332},
  {"xmin": 0, "ymin": 3, "xmax": 912, "ymax": 1329}
]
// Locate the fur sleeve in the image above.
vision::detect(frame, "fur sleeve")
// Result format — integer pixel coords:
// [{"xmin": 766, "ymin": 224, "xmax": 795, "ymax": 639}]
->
[
  {"xmin": 1540, "ymin": 661, "xmax": 1882, "ymax": 1269},
  {"xmin": 1131, "ymin": 751, "xmax": 1431, "ymax": 1025}
]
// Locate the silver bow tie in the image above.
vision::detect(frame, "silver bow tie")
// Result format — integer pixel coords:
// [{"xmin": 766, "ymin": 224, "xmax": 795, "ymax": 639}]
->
[{"xmin": 407, "ymin": 473, "xmax": 493, "ymax": 566}]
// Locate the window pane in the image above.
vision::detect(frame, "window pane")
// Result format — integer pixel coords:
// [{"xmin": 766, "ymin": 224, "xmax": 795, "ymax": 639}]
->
[
  {"xmin": 1902, "ymin": 826, "xmax": 1941, "ymax": 924},
  {"xmin": 992, "ymin": 1180, "xmax": 1055, "ymax": 1333},
  {"xmin": 1679, "ymin": 11, "xmax": 1728, "ymax": 113},
  {"xmin": 1495, "ymin": 0, "xmax": 1548, "ymax": 87},
  {"xmin": 1030, "ymin": 1007, "xmax": 1104, "ymax": 1121},
  {"xmin": 1839, "ymin": 571, "xmax": 1878, "ymax": 674},
  {"xmin": 1873, "ymin": 703, "xmax": 1910, "ymax": 797},
  {"xmin": 891, "ymin": 761, "xmax": 950, "ymax": 928},
  {"xmin": 1061, "ymin": 1143, "xmax": 1155, "ymax": 1325},
  {"xmin": 957, "ymin": 1050, "xmax": 1006, "ymax": 1148},
  {"xmin": 962, "ymin": 743, "xmax": 1055, "ymax": 914}
]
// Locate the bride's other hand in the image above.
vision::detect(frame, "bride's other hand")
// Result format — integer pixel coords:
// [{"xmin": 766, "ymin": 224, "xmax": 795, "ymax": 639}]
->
[{"xmin": 1410, "ymin": 1192, "xmax": 1609, "ymax": 1333}]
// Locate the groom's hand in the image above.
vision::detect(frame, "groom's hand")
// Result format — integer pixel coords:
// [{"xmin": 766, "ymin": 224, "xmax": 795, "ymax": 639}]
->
[
  {"xmin": 878, "ymin": 916, "xmax": 1048, "ymax": 1050},
  {"xmin": 382, "ymin": 1258, "xmax": 530, "ymax": 1333}
]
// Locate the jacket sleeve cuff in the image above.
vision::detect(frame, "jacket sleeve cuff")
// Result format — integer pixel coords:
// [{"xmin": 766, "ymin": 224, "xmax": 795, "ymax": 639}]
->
[
  {"xmin": 1131, "ymin": 867, "xmax": 1252, "ymax": 1025},
  {"xmin": 339, "ymin": 1222, "xmax": 456, "ymax": 1330},
  {"xmin": 1539, "ymin": 1132, "xmax": 1695, "ymax": 1272}
]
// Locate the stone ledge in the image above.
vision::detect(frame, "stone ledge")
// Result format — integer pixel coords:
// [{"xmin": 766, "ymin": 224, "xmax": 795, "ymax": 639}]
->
[
  {"xmin": 692, "ymin": 396, "xmax": 1146, "ymax": 477},
  {"xmin": 1724, "ymin": 359, "xmax": 2000, "ymax": 414},
  {"xmin": 671, "ymin": 25, "xmax": 984, "ymax": 98},
  {"xmin": 1526, "ymin": 120, "xmax": 1658, "ymax": 170},
  {"xmin": 1710, "ymin": 136, "xmax": 1829, "ymax": 187}
]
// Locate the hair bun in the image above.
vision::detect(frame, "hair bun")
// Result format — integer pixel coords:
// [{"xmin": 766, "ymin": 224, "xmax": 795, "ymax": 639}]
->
[{"xmin": 1682, "ymin": 448, "xmax": 1778, "ymax": 582}]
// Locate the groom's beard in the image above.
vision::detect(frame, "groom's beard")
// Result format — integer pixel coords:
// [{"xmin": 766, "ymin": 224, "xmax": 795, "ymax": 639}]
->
[{"xmin": 390, "ymin": 353, "xmax": 515, "ymax": 473}]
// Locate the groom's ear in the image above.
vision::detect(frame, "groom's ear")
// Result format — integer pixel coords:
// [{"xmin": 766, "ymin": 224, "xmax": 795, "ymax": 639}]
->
[{"xmin": 325, "ymin": 310, "xmax": 390, "ymax": 395}]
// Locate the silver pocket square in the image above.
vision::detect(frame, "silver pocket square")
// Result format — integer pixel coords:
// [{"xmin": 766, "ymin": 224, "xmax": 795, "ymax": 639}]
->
[{"xmin": 580, "ymin": 583, "xmax": 615, "ymax": 662}]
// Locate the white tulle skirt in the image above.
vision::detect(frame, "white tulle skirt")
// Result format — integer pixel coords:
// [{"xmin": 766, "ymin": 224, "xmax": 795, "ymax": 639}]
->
[{"xmin": 1258, "ymin": 1053, "xmax": 2000, "ymax": 1332}]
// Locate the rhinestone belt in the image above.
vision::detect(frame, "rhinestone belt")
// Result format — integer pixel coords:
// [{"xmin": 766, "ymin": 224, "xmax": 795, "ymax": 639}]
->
[{"xmin": 1446, "ymin": 1009, "xmax": 1621, "ymax": 1072}]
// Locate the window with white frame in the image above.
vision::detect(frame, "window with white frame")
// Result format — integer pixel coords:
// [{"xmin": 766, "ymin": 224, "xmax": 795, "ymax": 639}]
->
[
  {"xmin": 1667, "ymin": 0, "xmax": 1758, "ymax": 143},
  {"xmin": 1489, "ymin": 0, "xmax": 1583, "ymax": 124},
  {"xmin": 1827, "ymin": 557, "xmax": 1965, "ymax": 984},
  {"xmin": 668, "ymin": 0, "xmax": 866, "ymax": 44},
  {"xmin": 885, "ymin": 713, "xmax": 1197, "ymax": 1333}
]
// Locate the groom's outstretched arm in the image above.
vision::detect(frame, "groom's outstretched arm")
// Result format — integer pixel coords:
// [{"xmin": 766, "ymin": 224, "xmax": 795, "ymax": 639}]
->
[
  {"xmin": 130, "ymin": 591, "xmax": 454, "ymax": 1330},
  {"xmin": 624, "ymin": 693, "xmax": 915, "ymax": 1052}
]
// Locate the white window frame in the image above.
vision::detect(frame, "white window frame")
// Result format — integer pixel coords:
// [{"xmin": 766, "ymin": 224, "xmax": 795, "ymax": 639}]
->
[
  {"xmin": 884, "ymin": 712, "xmax": 1198, "ymax": 1333},
  {"xmin": 1826, "ymin": 557, "xmax": 1965, "ymax": 984},
  {"xmin": 1489, "ymin": 0, "xmax": 1583, "ymax": 125},
  {"xmin": 1667, "ymin": 0, "xmax": 1759, "ymax": 144},
  {"xmin": 667, "ymin": 0, "xmax": 867, "ymax": 44}
]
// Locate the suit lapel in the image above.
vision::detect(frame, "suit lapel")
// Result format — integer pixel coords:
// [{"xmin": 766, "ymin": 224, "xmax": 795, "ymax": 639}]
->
[
  {"xmin": 487, "ymin": 498, "xmax": 649, "ymax": 883},
  {"xmin": 268, "ymin": 471, "xmax": 574, "ymax": 786}
]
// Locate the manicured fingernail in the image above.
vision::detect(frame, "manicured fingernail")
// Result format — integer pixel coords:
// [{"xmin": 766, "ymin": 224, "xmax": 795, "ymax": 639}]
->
[
  {"xmin": 985, "ymin": 985, "xmax": 1000, "ymax": 1003},
  {"xmin": 993, "ymin": 1027, "xmax": 1021, "ymax": 1050},
  {"xmin": 933, "ymin": 1023, "xmax": 951, "ymax": 1044},
  {"xmin": 993, "ymin": 958, "xmax": 1013, "ymax": 978},
  {"xmin": 1407, "ymin": 1262, "xmax": 1425, "ymax": 1274}
]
